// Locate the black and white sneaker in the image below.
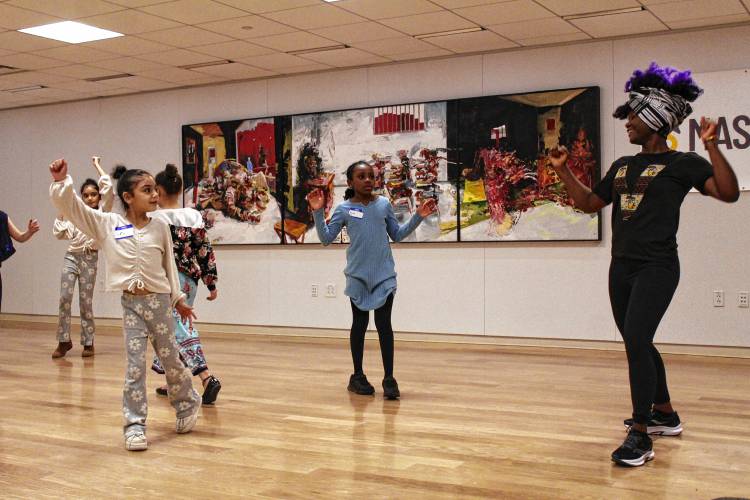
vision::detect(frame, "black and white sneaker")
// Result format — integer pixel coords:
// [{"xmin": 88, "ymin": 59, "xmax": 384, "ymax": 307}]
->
[
  {"xmin": 382, "ymin": 376, "xmax": 400, "ymax": 400},
  {"xmin": 611, "ymin": 429, "xmax": 655, "ymax": 467},
  {"xmin": 348, "ymin": 373, "xmax": 375, "ymax": 395},
  {"xmin": 623, "ymin": 410, "xmax": 683, "ymax": 436}
]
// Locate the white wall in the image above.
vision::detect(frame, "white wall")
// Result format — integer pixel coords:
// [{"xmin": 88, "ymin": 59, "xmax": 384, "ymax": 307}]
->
[{"xmin": 2, "ymin": 25, "xmax": 749, "ymax": 347}]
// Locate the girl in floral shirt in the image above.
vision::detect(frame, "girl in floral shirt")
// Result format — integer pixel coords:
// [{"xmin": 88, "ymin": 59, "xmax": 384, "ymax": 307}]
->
[{"xmin": 150, "ymin": 164, "xmax": 221, "ymax": 405}]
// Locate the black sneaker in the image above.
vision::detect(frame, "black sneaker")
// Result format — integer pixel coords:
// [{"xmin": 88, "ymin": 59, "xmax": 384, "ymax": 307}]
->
[
  {"xmin": 382, "ymin": 376, "xmax": 400, "ymax": 400},
  {"xmin": 348, "ymin": 373, "xmax": 375, "ymax": 395},
  {"xmin": 623, "ymin": 410, "xmax": 683, "ymax": 436},
  {"xmin": 201, "ymin": 375, "xmax": 222, "ymax": 405},
  {"xmin": 611, "ymin": 429, "xmax": 655, "ymax": 467}
]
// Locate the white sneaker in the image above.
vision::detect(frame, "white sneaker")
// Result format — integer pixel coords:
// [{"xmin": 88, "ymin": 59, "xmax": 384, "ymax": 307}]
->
[
  {"xmin": 124, "ymin": 431, "xmax": 148, "ymax": 451},
  {"xmin": 175, "ymin": 405, "xmax": 199, "ymax": 434}
]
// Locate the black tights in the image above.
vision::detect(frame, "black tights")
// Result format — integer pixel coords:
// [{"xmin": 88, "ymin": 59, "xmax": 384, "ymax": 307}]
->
[
  {"xmin": 609, "ymin": 258, "xmax": 680, "ymax": 425},
  {"xmin": 350, "ymin": 294, "xmax": 394, "ymax": 378}
]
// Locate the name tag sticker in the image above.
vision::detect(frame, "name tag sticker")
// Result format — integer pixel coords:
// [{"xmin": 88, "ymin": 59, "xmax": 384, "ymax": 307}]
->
[
  {"xmin": 348, "ymin": 208, "xmax": 364, "ymax": 219},
  {"xmin": 114, "ymin": 224, "xmax": 134, "ymax": 240}
]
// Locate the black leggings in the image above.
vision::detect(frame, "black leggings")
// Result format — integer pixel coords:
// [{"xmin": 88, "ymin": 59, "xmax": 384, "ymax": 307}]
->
[
  {"xmin": 350, "ymin": 294, "xmax": 394, "ymax": 378},
  {"xmin": 609, "ymin": 258, "xmax": 680, "ymax": 424}
]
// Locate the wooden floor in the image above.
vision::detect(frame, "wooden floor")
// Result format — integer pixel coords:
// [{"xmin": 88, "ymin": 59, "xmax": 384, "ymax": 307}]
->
[{"xmin": 1, "ymin": 324, "xmax": 749, "ymax": 499}]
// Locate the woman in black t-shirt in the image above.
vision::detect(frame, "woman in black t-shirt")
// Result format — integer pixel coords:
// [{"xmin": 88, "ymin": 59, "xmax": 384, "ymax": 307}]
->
[{"xmin": 548, "ymin": 63, "xmax": 739, "ymax": 467}]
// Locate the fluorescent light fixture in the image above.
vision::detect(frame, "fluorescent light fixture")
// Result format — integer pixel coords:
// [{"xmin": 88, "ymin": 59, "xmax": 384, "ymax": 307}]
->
[
  {"xmin": 323, "ymin": 0, "xmax": 341, "ymax": 2},
  {"xmin": 563, "ymin": 6, "xmax": 644, "ymax": 20},
  {"xmin": 179, "ymin": 59, "xmax": 234, "ymax": 70},
  {"xmin": 0, "ymin": 65, "xmax": 25, "ymax": 76},
  {"xmin": 415, "ymin": 26, "xmax": 484, "ymax": 39},
  {"xmin": 287, "ymin": 44, "xmax": 348, "ymax": 56},
  {"xmin": 19, "ymin": 21, "xmax": 123, "ymax": 44},
  {"xmin": 5, "ymin": 85, "xmax": 46, "ymax": 93},
  {"xmin": 86, "ymin": 73, "xmax": 133, "ymax": 82}
]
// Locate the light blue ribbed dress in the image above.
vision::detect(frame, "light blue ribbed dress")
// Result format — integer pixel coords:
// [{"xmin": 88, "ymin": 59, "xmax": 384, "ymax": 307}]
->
[{"xmin": 313, "ymin": 196, "xmax": 423, "ymax": 311}]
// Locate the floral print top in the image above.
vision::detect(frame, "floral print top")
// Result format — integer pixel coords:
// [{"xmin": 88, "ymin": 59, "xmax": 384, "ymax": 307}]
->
[{"xmin": 170, "ymin": 225, "xmax": 218, "ymax": 291}]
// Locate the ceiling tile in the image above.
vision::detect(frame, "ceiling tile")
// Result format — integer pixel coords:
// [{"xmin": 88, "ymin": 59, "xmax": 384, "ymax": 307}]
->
[
  {"xmin": 300, "ymin": 47, "xmax": 389, "ymax": 67},
  {"xmin": 264, "ymin": 4, "xmax": 367, "ymax": 30},
  {"xmin": 429, "ymin": 0, "xmax": 511, "ymax": 7},
  {"xmin": 139, "ymin": 0, "xmax": 249, "ymax": 25},
  {"xmin": 237, "ymin": 52, "xmax": 322, "ymax": 70},
  {"xmin": 31, "ymin": 45, "xmax": 119, "ymax": 63},
  {"xmin": 335, "ymin": 0, "xmax": 442, "ymax": 20},
  {"xmin": 455, "ymin": 0, "xmax": 555, "ymax": 25},
  {"xmin": 350, "ymin": 37, "xmax": 437, "ymax": 57},
  {"xmin": 89, "ymin": 56, "xmax": 165, "ymax": 72},
  {"xmin": 0, "ymin": 31, "xmax": 67, "ymax": 51},
  {"xmin": 384, "ymin": 11, "xmax": 477, "ymax": 36},
  {"xmin": 388, "ymin": 48, "xmax": 454, "ymax": 60},
  {"xmin": 116, "ymin": 75, "xmax": 182, "ymax": 90},
  {"xmin": 0, "ymin": 4, "xmax": 61, "ymax": 30},
  {"xmin": 646, "ymin": 0, "xmax": 746, "ymax": 22},
  {"xmin": 0, "ymin": 52, "xmax": 68, "ymax": 70},
  {"xmin": 134, "ymin": 66, "xmax": 212, "ymax": 81},
  {"xmin": 534, "ymin": 0, "xmax": 640, "ymax": 16},
  {"xmin": 137, "ymin": 26, "xmax": 235, "ymax": 48},
  {"xmin": 249, "ymin": 32, "xmax": 339, "ymax": 52},
  {"xmin": 196, "ymin": 15, "xmax": 297, "ymax": 39},
  {"xmin": 516, "ymin": 31, "xmax": 591, "ymax": 46},
  {"xmin": 488, "ymin": 17, "xmax": 580, "ymax": 40},
  {"xmin": 424, "ymin": 29, "xmax": 518, "ymax": 52},
  {"xmin": 211, "ymin": 0, "xmax": 320, "ymax": 13},
  {"xmin": 191, "ymin": 40, "xmax": 274, "ymax": 59},
  {"xmin": 80, "ymin": 9, "xmax": 182, "ymax": 34},
  {"xmin": 570, "ymin": 10, "xmax": 667, "ymax": 37},
  {"xmin": 276, "ymin": 62, "xmax": 331, "ymax": 74},
  {"xmin": 41, "ymin": 64, "xmax": 120, "ymax": 79},
  {"xmin": 81, "ymin": 36, "xmax": 173, "ymax": 56},
  {"xmin": 102, "ymin": 0, "xmax": 175, "ymax": 6},
  {"xmin": 0, "ymin": 70, "xmax": 74, "ymax": 87},
  {"xmin": 7, "ymin": 0, "xmax": 124, "ymax": 19},
  {"xmin": 664, "ymin": 12, "xmax": 750, "ymax": 29},
  {"xmin": 137, "ymin": 48, "xmax": 222, "ymax": 66},
  {"xmin": 311, "ymin": 21, "xmax": 406, "ymax": 44},
  {"xmin": 189, "ymin": 62, "xmax": 276, "ymax": 79}
]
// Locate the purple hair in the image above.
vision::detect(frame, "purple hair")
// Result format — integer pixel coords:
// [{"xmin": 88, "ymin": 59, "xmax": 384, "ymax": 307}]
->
[{"xmin": 614, "ymin": 62, "xmax": 703, "ymax": 119}]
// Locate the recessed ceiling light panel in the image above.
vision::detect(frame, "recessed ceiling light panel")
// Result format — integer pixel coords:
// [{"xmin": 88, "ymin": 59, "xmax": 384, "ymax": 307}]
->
[{"xmin": 19, "ymin": 21, "xmax": 123, "ymax": 44}]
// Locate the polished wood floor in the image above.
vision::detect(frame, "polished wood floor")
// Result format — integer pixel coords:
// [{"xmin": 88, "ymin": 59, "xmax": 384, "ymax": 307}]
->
[{"xmin": 1, "ymin": 323, "xmax": 749, "ymax": 499}]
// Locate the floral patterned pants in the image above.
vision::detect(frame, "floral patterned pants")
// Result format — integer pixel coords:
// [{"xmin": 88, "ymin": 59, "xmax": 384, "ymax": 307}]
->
[
  {"xmin": 120, "ymin": 293, "xmax": 200, "ymax": 434},
  {"xmin": 57, "ymin": 251, "xmax": 98, "ymax": 346}
]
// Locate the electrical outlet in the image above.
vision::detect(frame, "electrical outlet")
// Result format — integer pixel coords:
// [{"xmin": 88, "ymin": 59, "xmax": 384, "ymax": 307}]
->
[
  {"xmin": 739, "ymin": 291, "xmax": 749, "ymax": 308},
  {"xmin": 713, "ymin": 290, "xmax": 724, "ymax": 307},
  {"xmin": 325, "ymin": 283, "xmax": 336, "ymax": 298},
  {"xmin": 311, "ymin": 283, "xmax": 319, "ymax": 297}
]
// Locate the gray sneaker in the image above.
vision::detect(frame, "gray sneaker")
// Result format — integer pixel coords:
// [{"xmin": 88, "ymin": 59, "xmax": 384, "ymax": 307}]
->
[
  {"xmin": 124, "ymin": 431, "xmax": 148, "ymax": 451},
  {"xmin": 176, "ymin": 406, "xmax": 199, "ymax": 434}
]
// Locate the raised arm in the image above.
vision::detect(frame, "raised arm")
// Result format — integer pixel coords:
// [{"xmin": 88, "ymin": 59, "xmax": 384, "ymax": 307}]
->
[
  {"xmin": 94, "ymin": 157, "xmax": 115, "ymax": 212},
  {"xmin": 698, "ymin": 118, "xmax": 740, "ymax": 203},
  {"xmin": 547, "ymin": 146, "xmax": 607, "ymax": 214},
  {"xmin": 309, "ymin": 189, "xmax": 344, "ymax": 246},
  {"xmin": 385, "ymin": 197, "xmax": 435, "ymax": 242},
  {"xmin": 8, "ymin": 217, "xmax": 40, "ymax": 242},
  {"xmin": 49, "ymin": 158, "xmax": 110, "ymax": 242}
]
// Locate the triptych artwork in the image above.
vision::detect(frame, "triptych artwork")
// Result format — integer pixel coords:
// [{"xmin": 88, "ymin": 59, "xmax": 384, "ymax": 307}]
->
[{"xmin": 182, "ymin": 86, "xmax": 600, "ymax": 245}]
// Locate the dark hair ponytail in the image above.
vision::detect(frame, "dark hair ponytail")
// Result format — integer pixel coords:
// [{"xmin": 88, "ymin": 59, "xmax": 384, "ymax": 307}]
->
[
  {"xmin": 112, "ymin": 164, "xmax": 150, "ymax": 210},
  {"xmin": 155, "ymin": 163, "xmax": 182, "ymax": 195},
  {"xmin": 344, "ymin": 161, "xmax": 368, "ymax": 200},
  {"xmin": 80, "ymin": 178, "xmax": 99, "ymax": 195}
]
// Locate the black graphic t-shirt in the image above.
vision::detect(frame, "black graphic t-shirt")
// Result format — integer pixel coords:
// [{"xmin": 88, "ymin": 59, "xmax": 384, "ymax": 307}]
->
[{"xmin": 593, "ymin": 151, "xmax": 713, "ymax": 261}]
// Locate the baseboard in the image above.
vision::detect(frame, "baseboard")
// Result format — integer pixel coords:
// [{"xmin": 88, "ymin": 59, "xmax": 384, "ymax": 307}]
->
[{"xmin": 3, "ymin": 313, "xmax": 749, "ymax": 358}]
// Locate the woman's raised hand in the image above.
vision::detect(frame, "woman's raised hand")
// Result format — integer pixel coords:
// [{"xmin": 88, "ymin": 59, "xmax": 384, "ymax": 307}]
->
[
  {"xmin": 49, "ymin": 158, "xmax": 68, "ymax": 182},
  {"xmin": 546, "ymin": 145, "xmax": 569, "ymax": 172},
  {"xmin": 417, "ymin": 197, "xmax": 438, "ymax": 217},
  {"xmin": 306, "ymin": 189, "xmax": 325, "ymax": 211}
]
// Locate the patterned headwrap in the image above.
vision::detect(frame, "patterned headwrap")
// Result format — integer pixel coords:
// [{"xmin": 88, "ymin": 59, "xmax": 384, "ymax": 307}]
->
[
  {"xmin": 613, "ymin": 62, "xmax": 703, "ymax": 137},
  {"xmin": 627, "ymin": 87, "xmax": 692, "ymax": 136}
]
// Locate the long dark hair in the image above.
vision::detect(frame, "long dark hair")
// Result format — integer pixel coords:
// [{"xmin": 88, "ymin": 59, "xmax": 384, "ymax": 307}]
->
[
  {"xmin": 344, "ymin": 161, "xmax": 369, "ymax": 200},
  {"xmin": 155, "ymin": 163, "xmax": 182, "ymax": 195},
  {"xmin": 80, "ymin": 178, "xmax": 99, "ymax": 196},
  {"xmin": 112, "ymin": 165, "xmax": 151, "ymax": 210}
]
